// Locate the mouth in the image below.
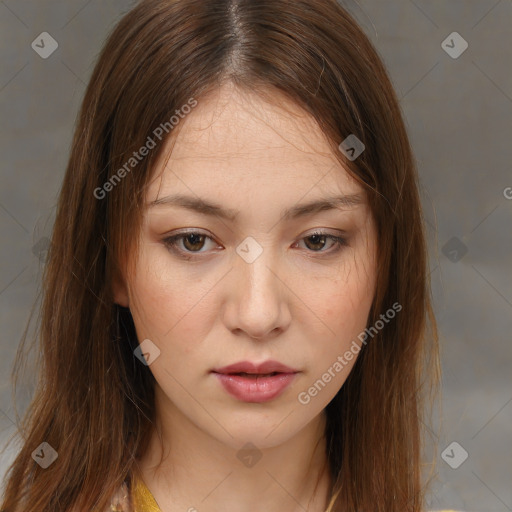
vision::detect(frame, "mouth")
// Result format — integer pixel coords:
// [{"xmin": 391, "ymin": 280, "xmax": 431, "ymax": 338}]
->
[
  {"xmin": 212, "ymin": 360, "xmax": 299, "ymax": 375},
  {"xmin": 225, "ymin": 371, "xmax": 282, "ymax": 378},
  {"xmin": 211, "ymin": 361, "xmax": 299, "ymax": 403}
]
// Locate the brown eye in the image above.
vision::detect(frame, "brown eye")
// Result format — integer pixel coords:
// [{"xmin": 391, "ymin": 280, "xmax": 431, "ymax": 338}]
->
[
  {"xmin": 304, "ymin": 233, "xmax": 328, "ymax": 251},
  {"xmin": 163, "ymin": 232, "xmax": 217, "ymax": 257},
  {"xmin": 299, "ymin": 232, "xmax": 347, "ymax": 253},
  {"xmin": 182, "ymin": 233, "xmax": 206, "ymax": 251}
]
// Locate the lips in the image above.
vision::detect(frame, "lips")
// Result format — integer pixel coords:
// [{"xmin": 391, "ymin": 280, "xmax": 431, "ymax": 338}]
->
[
  {"xmin": 212, "ymin": 360, "xmax": 298, "ymax": 375},
  {"xmin": 211, "ymin": 360, "xmax": 299, "ymax": 403}
]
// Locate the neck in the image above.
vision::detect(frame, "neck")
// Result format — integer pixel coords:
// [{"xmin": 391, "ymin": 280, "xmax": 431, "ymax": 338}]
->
[{"xmin": 135, "ymin": 386, "xmax": 333, "ymax": 512}]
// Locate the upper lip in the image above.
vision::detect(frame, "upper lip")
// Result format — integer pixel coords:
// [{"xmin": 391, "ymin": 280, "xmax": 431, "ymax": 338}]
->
[{"xmin": 212, "ymin": 360, "xmax": 299, "ymax": 374}]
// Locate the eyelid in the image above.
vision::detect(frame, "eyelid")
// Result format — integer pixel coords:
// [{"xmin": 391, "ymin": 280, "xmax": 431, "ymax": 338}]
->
[
  {"xmin": 163, "ymin": 228, "xmax": 219, "ymax": 245},
  {"xmin": 168, "ymin": 227, "xmax": 214, "ymax": 237},
  {"xmin": 302, "ymin": 227, "xmax": 348, "ymax": 238}
]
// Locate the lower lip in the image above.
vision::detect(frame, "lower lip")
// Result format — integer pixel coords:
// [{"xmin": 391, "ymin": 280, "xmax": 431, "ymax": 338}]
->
[{"xmin": 212, "ymin": 372, "xmax": 298, "ymax": 403}]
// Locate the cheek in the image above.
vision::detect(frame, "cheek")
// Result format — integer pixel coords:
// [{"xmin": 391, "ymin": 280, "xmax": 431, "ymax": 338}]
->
[
  {"xmin": 127, "ymin": 253, "xmax": 218, "ymax": 349},
  {"xmin": 302, "ymin": 254, "xmax": 375, "ymax": 387},
  {"xmin": 311, "ymin": 261, "xmax": 375, "ymax": 337},
  {"xmin": 128, "ymin": 272, "xmax": 177, "ymax": 339}
]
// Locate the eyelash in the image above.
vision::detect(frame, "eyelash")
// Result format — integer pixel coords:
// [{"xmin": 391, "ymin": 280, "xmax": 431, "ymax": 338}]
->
[{"xmin": 162, "ymin": 230, "xmax": 348, "ymax": 260}]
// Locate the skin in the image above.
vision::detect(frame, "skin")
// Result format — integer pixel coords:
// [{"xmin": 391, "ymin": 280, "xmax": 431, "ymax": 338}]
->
[{"xmin": 114, "ymin": 82, "xmax": 378, "ymax": 512}]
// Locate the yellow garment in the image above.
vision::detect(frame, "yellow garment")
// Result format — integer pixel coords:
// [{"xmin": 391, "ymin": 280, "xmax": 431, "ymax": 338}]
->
[
  {"xmin": 128, "ymin": 473, "xmax": 458, "ymax": 512},
  {"xmin": 131, "ymin": 473, "xmax": 162, "ymax": 512}
]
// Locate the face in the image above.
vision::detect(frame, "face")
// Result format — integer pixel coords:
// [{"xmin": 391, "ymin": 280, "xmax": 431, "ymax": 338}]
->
[{"xmin": 114, "ymin": 83, "xmax": 377, "ymax": 450}]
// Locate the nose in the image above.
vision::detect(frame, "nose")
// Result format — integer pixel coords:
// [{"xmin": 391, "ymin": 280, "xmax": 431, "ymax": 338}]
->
[{"xmin": 222, "ymin": 244, "xmax": 291, "ymax": 340}]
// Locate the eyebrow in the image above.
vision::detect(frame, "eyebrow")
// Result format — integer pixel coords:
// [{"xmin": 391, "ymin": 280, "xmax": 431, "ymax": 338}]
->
[{"xmin": 147, "ymin": 193, "xmax": 365, "ymax": 221}]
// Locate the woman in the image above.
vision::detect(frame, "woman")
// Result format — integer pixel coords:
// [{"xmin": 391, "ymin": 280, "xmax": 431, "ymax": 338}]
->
[{"xmin": 1, "ymin": 0, "xmax": 440, "ymax": 510}]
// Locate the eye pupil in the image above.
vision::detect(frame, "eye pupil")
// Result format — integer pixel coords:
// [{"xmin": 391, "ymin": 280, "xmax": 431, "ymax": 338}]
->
[
  {"xmin": 183, "ymin": 233, "xmax": 205, "ymax": 251},
  {"xmin": 305, "ymin": 234, "xmax": 326, "ymax": 251}
]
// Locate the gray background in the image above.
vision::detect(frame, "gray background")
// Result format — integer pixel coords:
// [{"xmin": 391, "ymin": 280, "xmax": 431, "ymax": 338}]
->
[{"xmin": 0, "ymin": 0, "xmax": 511, "ymax": 510}]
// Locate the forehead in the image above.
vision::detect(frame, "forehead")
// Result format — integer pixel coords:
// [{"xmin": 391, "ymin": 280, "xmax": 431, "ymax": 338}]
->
[{"xmin": 147, "ymin": 83, "xmax": 364, "ymax": 207}]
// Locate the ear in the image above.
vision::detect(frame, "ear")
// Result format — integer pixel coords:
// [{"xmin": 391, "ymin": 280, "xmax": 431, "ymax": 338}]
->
[{"xmin": 112, "ymin": 270, "xmax": 130, "ymax": 308}]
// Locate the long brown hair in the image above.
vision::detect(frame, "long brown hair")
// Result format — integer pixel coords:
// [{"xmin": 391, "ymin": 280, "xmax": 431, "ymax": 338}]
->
[{"xmin": 1, "ymin": 0, "xmax": 439, "ymax": 510}]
